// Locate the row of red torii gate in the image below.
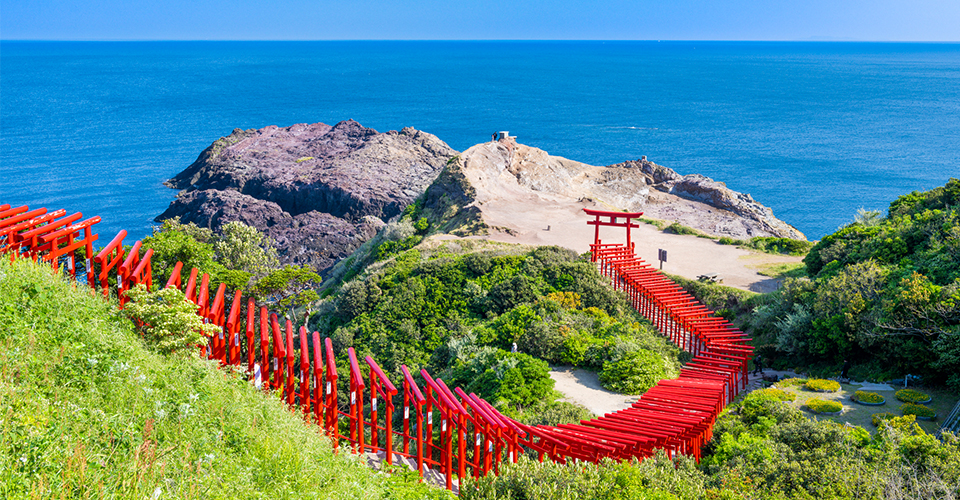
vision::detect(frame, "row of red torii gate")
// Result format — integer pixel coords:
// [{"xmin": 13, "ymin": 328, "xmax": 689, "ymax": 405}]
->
[{"xmin": 1, "ymin": 202, "xmax": 752, "ymax": 491}]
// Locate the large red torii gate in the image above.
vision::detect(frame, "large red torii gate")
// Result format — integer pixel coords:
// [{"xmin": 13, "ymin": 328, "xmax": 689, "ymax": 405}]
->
[{"xmin": 583, "ymin": 208, "xmax": 643, "ymax": 250}]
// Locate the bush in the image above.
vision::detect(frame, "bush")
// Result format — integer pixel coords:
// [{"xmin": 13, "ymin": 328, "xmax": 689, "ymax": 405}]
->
[
  {"xmin": 900, "ymin": 403, "xmax": 936, "ymax": 418},
  {"xmin": 598, "ymin": 349, "xmax": 666, "ymax": 394},
  {"xmin": 872, "ymin": 412, "xmax": 897, "ymax": 426},
  {"xmin": 805, "ymin": 378, "xmax": 841, "ymax": 392},
  {"xmin": 806, "ymin": 398, "xmax": 843, "ymax": 414},
  {"xmin": 745, "ymin": 237, "xmax": 814, "ymax": 256},
  {"xmin": 776, "ymin": 377, "xmax": 807, "ymax": 387},
  {"xmin": 753, "ymin": 388, "xmax": 797, "ymax": 402},
  {"xmin": 853, "ymin": 390, "xmax": 885, "ymax": 404},
  {"xmin": 123, "ymin": 284, "xmax": 221, "ymax": 356},
  {"xmin": 520, "ymin": 401, "xmax": 594, "ymax": 427},
  {"xmin": 895, "ymin": 388, "xmax": 931, "ymax": 403}
]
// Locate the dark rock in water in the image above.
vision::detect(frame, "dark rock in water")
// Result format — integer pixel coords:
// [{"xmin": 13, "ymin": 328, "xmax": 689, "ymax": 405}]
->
[{"xmin": 158, "ymin": 120, "xmax": 457, "ymax": 274}]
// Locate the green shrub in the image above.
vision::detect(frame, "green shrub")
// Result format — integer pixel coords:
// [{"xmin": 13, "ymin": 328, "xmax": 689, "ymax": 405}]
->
[
  {"xmin": 123, "ymin": 284, "xmax": 221, "ymax": 356},
  {"xmin": 900, "ymin": 403, "xmax": 936, "ymax": 418},
  {"xmin": 895, "ymin": 388, "xmax": 931, "ymax": 403},
  {"xmin": 520, "ymin": 401, "xmax": 594, "ymax": 427},
  {"xmin": 753, "ymin": 388, "xmax": 797, "ymax": 402},
  {"xmin": 717, "ymin": 236, "xmax": 748, "ymax": 246},
  {"xmin": 806, "ymin": 398, "xmax": 843, "ymax": 414},
  {"xmin": 598, "ymin": 349, "xmax": 666, "ymax": 394},
  {"xmin": 872, "ymin": 412, "xmax": 897, "ymax": 426},
  {"xmin": 805, "ymin": 378, "xmax": 841, "ymax": 392},
  {"xmin": 745, "ymin": 237, "xmax": 814, "ymax": 256},
  {"xmin": 853, "ymin": 390, "xmax": 885, "ymax": 404},
  {"xmin": 776, "ymin": 377, "xmax": 807, "ymax": 387}
]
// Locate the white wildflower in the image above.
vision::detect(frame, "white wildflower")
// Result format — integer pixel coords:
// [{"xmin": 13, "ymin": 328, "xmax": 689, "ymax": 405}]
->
[{"xmin": 178, "ymin": 403, "xmax": 193, "ymax": 418}]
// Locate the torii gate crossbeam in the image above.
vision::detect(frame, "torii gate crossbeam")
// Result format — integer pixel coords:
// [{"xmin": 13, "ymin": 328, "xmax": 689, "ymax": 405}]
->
[{"xmin": 583, "ymin": 208, "xmax": 643, "ymax": 250}]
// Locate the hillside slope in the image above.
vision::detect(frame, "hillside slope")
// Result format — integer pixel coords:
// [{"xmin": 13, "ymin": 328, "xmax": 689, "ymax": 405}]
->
[{"xmin": 0, "ymin": 258, "xmax": 450, "ymax": 499}]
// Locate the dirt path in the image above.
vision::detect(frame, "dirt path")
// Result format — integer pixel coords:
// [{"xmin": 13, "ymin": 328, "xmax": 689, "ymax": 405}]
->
[{"xmin": 549, "ymin": 366, "xmax": 638, "ymax": 417}]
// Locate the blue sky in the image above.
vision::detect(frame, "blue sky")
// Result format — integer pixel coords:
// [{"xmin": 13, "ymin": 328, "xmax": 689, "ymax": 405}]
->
[{"xmin": 2, "ymin": 0, "xmax": 958, "ymax": 41}]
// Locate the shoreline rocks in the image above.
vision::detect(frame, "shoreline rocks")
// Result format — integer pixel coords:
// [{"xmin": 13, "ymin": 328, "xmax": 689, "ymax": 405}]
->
[
  {"xmin": 158, "ymin": 120, "xmax": 458, "ymax": 274},
  {"xmin": 158, "ymin": 122, "xmax": 805, "ymax": 276}
]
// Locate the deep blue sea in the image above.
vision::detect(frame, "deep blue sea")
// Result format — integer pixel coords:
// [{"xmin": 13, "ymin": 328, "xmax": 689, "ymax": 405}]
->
[{"xmin": 2, "ymin": 41, "xmax": 959, "ymax": 241}]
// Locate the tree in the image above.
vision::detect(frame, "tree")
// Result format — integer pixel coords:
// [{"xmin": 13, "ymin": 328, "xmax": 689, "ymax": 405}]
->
[
  {"xmin": 212, "ymin": 221, "xmax": 279, "ymax": 276},
  {"xmin": 250, "ymin": 264, "xmax": 322, "ymax": 323},
  {"xmin": 142, "ymin": 218, "xmax": 280, "ymax": 292},
  {"xmin": 142, "ymin": 218, "xmax": 220, "ymax": 284}
]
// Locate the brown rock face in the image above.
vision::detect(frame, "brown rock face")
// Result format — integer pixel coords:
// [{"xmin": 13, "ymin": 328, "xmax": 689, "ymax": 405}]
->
[{"xmin": 158, "ymin": 120, "xmax": 457, "ymax": 274}]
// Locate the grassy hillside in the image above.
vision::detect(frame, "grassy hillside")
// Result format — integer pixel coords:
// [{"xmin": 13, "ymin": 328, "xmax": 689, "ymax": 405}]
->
[{"xmin": 0, "ymin": 258, "xmax": 450, "ymax": 499}]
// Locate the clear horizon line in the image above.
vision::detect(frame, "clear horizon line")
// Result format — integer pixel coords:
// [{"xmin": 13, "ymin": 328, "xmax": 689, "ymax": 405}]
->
[{"xmin": 3, "ymin": 38, "xmax": 960, "ymax": 43}]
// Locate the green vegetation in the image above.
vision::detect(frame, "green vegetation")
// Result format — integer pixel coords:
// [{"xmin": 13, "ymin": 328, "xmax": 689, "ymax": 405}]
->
[
  {"xmin": 806, "ymin": 398, "xmax": 843, "ymax": 413},
  {"xmin": 0, "ymin": 258, "xmax": 449, "ymax": 499},
  {"xmin": 776, "ymin": 377, "xmax": 806, "ymax": 387},
  {"xmin": 321, "ymin": 244, "xmax": 682, "ymax": 419},
  {"xmin": 717, "ymin": 236, "xmax": 814, "ymax": 256},
  {"xmin": 466, "ymin": 389, "xmax": 960, "ymax": 499},
  {"xmin": 748, "ymin": 179, "xmax": 960, "ymax": 388},
  {"xmin": 853, "ymin": 390, "xmax": 885, "ymax": 404},
  {"xmin": 872, "ymin": 412, "xmax": 897, "ymax": 426},
  {"xmin": 142, "ymin": 218, "xmax": 280, "ymax": 293},
  {"xmin": 753, "ymin": 387, "xmax": 796, "ymax": 402},
  {"xmin": 900, "ymin": 403, "xmax": 936, "ymax": 419},
  {"xmin": 755, "ymin": 262, "xmax": 807, "ymax": 279},
  {"xmin": 124, "ymin": 284, "xmax": 220, "ymax": 356},
  {"xmin": 805, "ymin": 378, "xmax": 841, "ymax": 392},
  {"xmin": 250, "ymin": 264, "xmax": 322, "ymax": 323},
  {"xmin": 896, "ymin": 389, "xmax": 932, "ymax": 403},
  {"xmin": 663, "ymin": 222, "xmax": 711, "ymax": 238},
  {"xmin": 636, "ymin": 216, "xmax": 666, "ymax": 230}
]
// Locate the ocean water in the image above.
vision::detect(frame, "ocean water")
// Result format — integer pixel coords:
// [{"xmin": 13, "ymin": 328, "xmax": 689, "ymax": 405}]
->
[{"xmin": 2, "ymin": 41, "xmax": 959, "ymax": 242}]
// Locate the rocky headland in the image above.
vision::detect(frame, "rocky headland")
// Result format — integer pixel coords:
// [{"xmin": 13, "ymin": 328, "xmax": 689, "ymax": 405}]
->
[
  {"xmin": 159, "ymin": 122, "xmax": 803, "ymax": 281},
  {"xmin": 442, "ymin": 138, "xmax": 804, "ymax": 241},
  {"xmin": 158, "ymin": 120, "xmax": 458, "ymax": 273}
]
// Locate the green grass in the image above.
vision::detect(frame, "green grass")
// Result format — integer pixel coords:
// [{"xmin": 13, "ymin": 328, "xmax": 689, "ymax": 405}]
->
[
  {"xmin": 663, "ymin": 222, "xmax": 713, "ymax": 238},
  {"xmin": 0, "ymin": 258, "xmax": 451, "ymax": 499},
  {"xmin": 635, "ymin": 217, "xmax": 666, "ymax": 230},
  {"xmin": 756, "ymin": 262, "xmax": 807, "ymax": 279}
]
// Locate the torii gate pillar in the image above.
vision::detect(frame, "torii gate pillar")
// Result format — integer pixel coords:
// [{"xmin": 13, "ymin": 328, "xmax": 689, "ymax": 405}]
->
[{"xmin": 583, "ymin": 208, "xmax": 643, "ymax": 249}]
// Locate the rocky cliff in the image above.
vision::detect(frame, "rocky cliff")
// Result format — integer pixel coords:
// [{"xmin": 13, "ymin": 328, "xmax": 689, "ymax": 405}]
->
[
  {"xmin": 160, "ymin": 123, "xmax": 804, "ymax": 278},
  {"xmin": 435, "ymin": 138, "xmax": 805, "ymax": 241},
  {"xmin": 158, "ymin": 120, "xmax": 458, "ymax": 273}
]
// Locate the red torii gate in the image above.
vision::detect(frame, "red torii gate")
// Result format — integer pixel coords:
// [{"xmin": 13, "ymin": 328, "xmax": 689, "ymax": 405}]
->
[{"xmin": 583, "ymin": 208, "xmax": 643, "ymax": 251}]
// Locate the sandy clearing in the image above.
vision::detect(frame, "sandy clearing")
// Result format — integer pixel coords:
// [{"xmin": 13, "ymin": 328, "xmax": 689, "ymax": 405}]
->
[
  {"xmin": 475, "ymin": 197, "xmax": 802, "ymax": 293},
  {"xmin": 549, "ymin": 366, "xmax": 638, "ymax": 417},
  {"xmin": 450, "ymin": 140, "xmax": 806, "ymax": 294}
]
